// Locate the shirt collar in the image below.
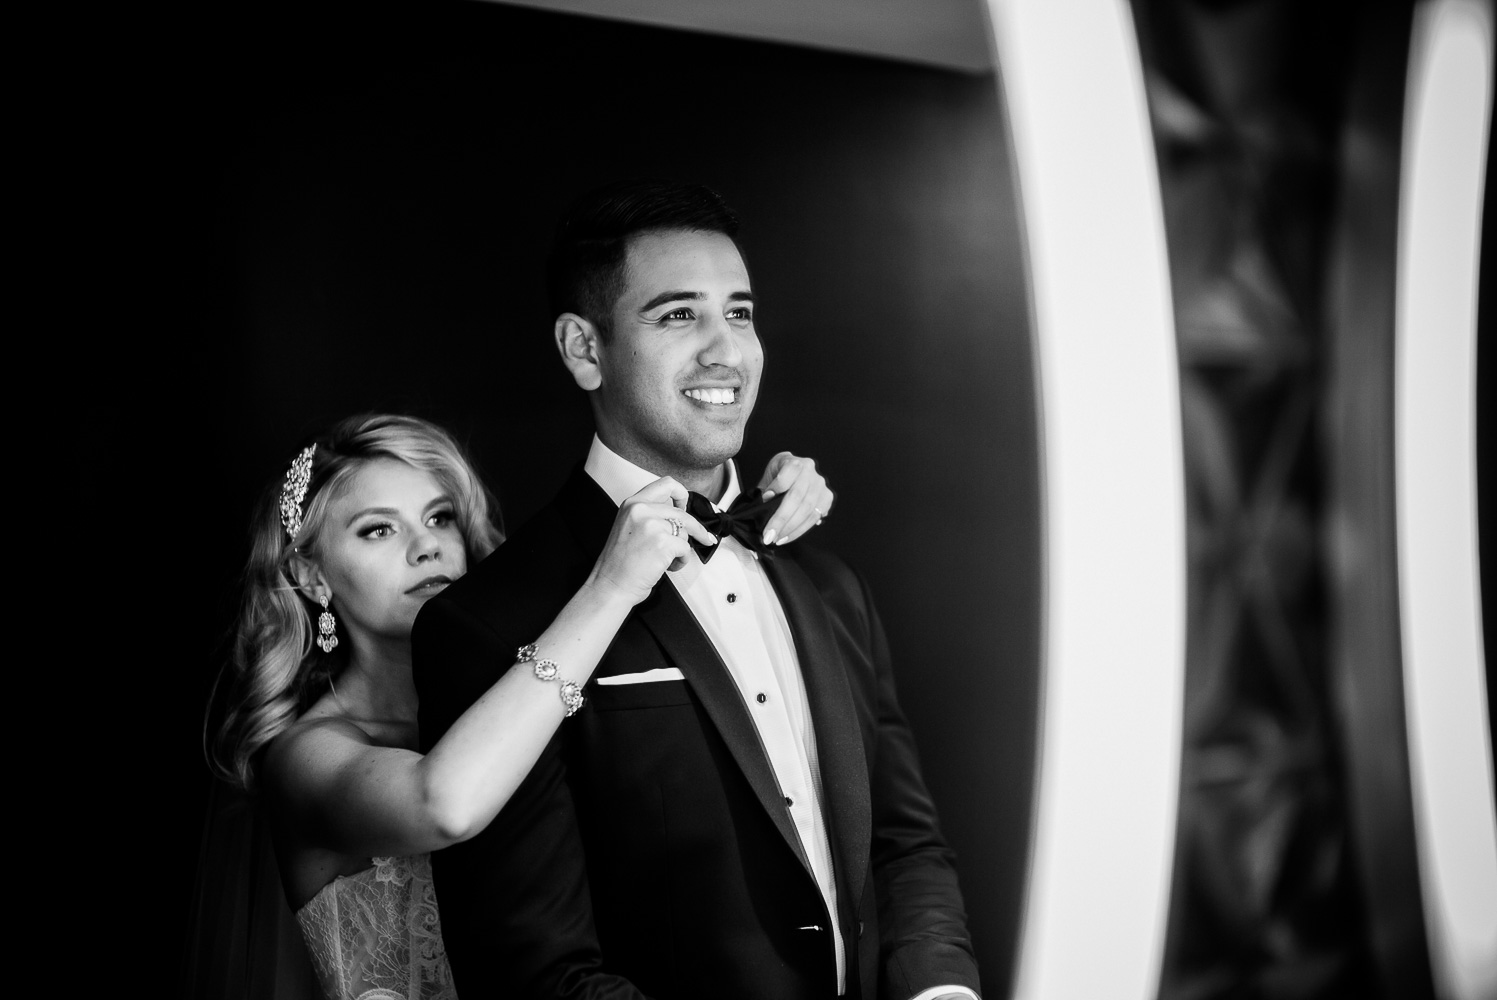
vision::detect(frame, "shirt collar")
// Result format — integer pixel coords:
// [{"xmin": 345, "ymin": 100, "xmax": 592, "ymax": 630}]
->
[{"xmin": 583, "ymin": 435, "xmax": 741, "ymax": 510}]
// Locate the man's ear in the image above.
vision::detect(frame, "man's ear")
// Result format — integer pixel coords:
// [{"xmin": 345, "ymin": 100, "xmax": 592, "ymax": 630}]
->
[
  {"xmin": 287, "ymin": 552, "xmax": 330, "ymax": 605},
  {"xmin": 555, "ymin": 313, "xmax": 604, "ymax": 391}
]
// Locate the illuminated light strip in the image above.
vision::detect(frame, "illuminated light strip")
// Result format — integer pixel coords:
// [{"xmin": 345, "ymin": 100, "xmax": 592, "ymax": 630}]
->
[
  {"xmin": 984, "ymin": 3, "xmax": 1185, "ymax": 998},
  {"xmin": 1394, "ymin": 2, "xmax": 1497, "ymax": 997}
]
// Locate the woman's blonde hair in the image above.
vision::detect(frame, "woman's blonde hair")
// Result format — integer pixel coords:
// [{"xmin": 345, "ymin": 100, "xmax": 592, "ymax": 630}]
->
[{"xmin": 206, "ymin": 414, "xmax": 504, "ymax": 789}]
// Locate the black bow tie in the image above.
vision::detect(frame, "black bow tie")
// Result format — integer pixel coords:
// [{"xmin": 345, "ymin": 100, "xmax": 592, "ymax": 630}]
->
[{"xmin": 686, "ymin": 489, "xmax": 783, "ymax": 563}]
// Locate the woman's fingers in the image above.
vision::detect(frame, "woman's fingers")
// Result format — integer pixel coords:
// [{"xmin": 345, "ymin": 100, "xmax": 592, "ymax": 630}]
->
[
  {"xmin": 621, "ymin": 501, "xmax": 714, "ymax": 560},
  {"xmin": 758, "ymin": 454, "xmax": 833, "ymax": 545},
  {"xmin": 774, "ymin": 488, "xmax": 826, "ymax": 544},
  {"xmin": 598, "ymin": 481, "xmax": 723, "ymax": 602},
  {"xmin": 757, "ymin": 452, "xmax": 794, "ymax": 494},
  {"xmin": 758, "ymin": 452, "xmax": 807, "ymax": 544},
  {"xmin": 627, "ymin": 476, "xmax": 689, "ymax": 509},
  {"xmin": 675, "ymin": 511, "xmax": 716, "ymax": 550},
  {"xmin": 620, "ymin": 480, "xmax": 705, "ymax": 545},
  {"xmin": 649, "ymin": 506, "xmax": 713, "ymax": 575},
  {"xmin": 627, "ymin": 463, "xmax": 837, "ymax": 552}
]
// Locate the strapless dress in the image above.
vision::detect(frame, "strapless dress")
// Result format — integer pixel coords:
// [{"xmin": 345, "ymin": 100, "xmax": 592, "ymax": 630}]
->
[{"xmin": 295, "ymin": 854, "xmax": 456, "ymax": 1000}]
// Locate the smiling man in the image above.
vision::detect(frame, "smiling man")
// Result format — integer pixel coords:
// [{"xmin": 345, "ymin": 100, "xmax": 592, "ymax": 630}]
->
[
  {"xmin": 557, "ymin": 223, "xmax": 761, "ymax": 497},
  {"xmin": 413, "ymin": 180, "xmax": 981, "ymax": 1000}
]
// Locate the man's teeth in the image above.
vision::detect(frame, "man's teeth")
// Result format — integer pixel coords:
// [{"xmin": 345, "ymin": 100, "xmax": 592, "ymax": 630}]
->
[{"xmin": 684, "ymin": 387, "xmax": 737, "ymax": 405}]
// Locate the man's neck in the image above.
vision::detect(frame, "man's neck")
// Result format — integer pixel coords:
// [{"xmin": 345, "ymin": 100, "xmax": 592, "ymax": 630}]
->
[
  {"xmin": 594, "ymin": 434, "xmax": 729, "ymax": 500},
  {"xmin": 677, "ymin": 464, "xmax": 727, "ymax": 501}
]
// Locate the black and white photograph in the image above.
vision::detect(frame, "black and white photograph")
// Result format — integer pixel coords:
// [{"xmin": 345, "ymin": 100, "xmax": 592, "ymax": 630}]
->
[{"xmin": 93, "ymin": 1, "xmax": 1496, "ymax": 998}]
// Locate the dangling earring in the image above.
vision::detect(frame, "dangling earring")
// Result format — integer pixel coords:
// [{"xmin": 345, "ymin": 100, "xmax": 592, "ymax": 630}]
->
[{"xmin": 317, "ymin": 594, "xmax": 339, "ymax": 653}]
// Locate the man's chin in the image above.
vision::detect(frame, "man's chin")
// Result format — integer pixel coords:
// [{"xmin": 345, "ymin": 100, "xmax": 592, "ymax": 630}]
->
[
  {"xmin": 661, "ymin": 440, "xmax": 744, "ymax": 487},
  {"xmin": 688, "ymin": 431, "xmax": 746, "ymax": 470}
]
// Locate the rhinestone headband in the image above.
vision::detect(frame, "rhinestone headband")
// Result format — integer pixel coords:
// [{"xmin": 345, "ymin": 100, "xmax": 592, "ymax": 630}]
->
[{"xmin": 279, "ymin": 444, "xmax": 317, "ymax": 540}]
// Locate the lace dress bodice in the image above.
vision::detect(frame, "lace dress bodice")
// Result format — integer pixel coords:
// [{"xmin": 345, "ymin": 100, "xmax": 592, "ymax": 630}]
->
[{"xmin": 295, "ymin": 854, "xmax": 456, "ymax": 1000}]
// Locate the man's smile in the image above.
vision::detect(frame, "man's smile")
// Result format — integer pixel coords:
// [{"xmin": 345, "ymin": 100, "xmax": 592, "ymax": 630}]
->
[{"xmin": 683, "ymin": 387, "xmax": 740, "ymax": 405}]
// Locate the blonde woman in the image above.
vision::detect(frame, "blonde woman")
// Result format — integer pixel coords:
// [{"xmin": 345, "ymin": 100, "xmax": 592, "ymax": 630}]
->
[{"xmin": 206, "ymin": 413, "xmax": 833, "ymax": 1000}]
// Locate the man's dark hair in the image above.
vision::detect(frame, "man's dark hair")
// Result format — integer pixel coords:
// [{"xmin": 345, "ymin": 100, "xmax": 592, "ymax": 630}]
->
[{"xmin": 545, "ymin": 179, "xmax": 741, "ymax": 338}]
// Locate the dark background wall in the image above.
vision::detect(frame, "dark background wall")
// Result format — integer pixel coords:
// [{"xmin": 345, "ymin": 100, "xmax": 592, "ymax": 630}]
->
[{"xmin": 152, "ymin": 2, "xmax": 1041, "ymax": 992}]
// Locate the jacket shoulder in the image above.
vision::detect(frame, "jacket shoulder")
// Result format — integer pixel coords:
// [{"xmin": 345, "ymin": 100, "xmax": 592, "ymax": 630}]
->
[
  {"xmin": 423, "ymin": 501, "xmax": 587, "ymax": 637},
  {"xmin": 781, "ymin": 541, "xmax": 865, "ymax": 596},
  {"xmin": 778, "ymin": 541, "xmax": 879, "ymax": 635}
]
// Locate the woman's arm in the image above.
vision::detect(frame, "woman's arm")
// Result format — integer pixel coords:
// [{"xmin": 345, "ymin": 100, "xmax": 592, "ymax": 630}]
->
[
  {"xmin": 266, "ymin": 456, "xmax": 833, "ymax": 858},
  {"xmin": 263, "ymin": 476, "xmax": 704, "ymax": 858}
]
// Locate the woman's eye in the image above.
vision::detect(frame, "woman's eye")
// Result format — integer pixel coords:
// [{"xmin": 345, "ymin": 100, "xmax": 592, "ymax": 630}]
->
[
  {"xmin": 360, "ymin": 522, "xmax": 395, "ymax": 539},
  {"xmin": 428, "ymin": 510, "xmax": 455, "ymax": 528},
  {"xmin": 727, "ymin": 307, "xmax": 753, "ymax": 322}
]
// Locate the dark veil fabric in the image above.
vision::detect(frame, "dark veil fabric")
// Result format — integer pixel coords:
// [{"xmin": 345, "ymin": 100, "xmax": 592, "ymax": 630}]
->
[{"xmin": 182, "ymin": 778, "xmax": 321, "ymax": 1000}]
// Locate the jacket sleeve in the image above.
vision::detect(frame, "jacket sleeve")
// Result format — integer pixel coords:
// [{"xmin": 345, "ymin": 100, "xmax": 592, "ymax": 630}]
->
[
  {"xmin": 413, "ymin": 593, "xmax": 648, "ymax": 1000},
  {"xmin": 856, "ymin": 576, "xmax": 983, "ymax": 1000}
]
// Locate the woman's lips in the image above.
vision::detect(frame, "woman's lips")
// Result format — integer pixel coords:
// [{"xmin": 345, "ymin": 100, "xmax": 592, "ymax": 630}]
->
[{"xmin": 406, "ymin": 575, "xmax": 453, "ymax": 594}]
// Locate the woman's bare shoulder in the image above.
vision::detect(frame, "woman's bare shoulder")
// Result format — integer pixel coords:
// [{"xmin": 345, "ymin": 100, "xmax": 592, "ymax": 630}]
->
[{"xmin": 261, "ymin": 700, "xmax": 379, "ymax": 795}]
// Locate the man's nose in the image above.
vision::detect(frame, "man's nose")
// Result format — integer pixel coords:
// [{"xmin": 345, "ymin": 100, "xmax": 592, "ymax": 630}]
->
[{"xmin": 698, "ymin": 314, "xmax": 744, "ymax": 368}]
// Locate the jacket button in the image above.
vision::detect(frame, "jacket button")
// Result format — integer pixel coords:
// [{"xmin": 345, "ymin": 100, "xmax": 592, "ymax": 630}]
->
[{"xmin": 757, "ymin": 692, "xmax": 767, "ymax": 704}]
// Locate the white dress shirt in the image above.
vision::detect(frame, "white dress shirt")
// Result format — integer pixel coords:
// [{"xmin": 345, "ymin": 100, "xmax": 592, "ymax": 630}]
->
[{"xmin": 585, "ymin": 437, "xmax": 977, "ymax": 1000}]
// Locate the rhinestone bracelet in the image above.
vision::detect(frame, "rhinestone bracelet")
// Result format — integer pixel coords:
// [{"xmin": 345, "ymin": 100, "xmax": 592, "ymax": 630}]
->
[{"xmin": 517, "ymin": 643, "xmax": 585, "ymax": 717}]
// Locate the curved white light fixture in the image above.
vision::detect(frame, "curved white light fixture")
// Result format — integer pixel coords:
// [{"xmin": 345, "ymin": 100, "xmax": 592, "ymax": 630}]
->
[
  {"xmin": 1395, "ymin": 2, "xmax": 1497, "ymax": 998},
  {"xmin": 984, "ymin": 2, "xmax": 1185, "ymax": 998}
]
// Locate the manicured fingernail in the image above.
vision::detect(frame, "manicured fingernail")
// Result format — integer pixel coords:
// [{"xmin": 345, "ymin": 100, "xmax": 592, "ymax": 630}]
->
[
  {"xmin": 761, "ymin": 528, "xmax": 777, "ymax": 546},
  {"xmin": 762, "ymin": 489, "xmax": 776, "ymax": 500},
  {"xmin": 775, "ymin": 535, "xmax": 790, "ymax": 545}
]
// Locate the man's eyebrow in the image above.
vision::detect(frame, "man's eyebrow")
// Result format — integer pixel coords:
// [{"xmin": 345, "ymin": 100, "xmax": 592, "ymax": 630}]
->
[
  {"xmin": 728, "ymin": 291, "xmax": 755, "ymax": 304},
  {"xmin": 639, "ymin": 290, "xmax": 704, "ymax": 313}
]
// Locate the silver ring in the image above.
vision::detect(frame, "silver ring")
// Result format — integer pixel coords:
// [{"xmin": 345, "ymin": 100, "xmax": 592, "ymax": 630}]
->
[{"xmin": 668, "ymin": 517, "xmax": 683, "ymax": 537}]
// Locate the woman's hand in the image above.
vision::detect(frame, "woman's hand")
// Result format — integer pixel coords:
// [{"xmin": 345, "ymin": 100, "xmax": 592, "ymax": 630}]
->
[
  {"xmin": 588, "ymin": 477, "xmax": 717, "ymax": 604},
  {"xmin": 756, "ymin": 453, "xmax": 835, "ymax": 546}
]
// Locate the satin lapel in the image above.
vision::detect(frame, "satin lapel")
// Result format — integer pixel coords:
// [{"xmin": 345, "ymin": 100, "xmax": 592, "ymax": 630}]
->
[
  {"xmin": 632, "ymin": 584, "xmax": 814, "ymax": 873},
  {"xmin": 557, "ymin": 464, "xmax": 817, "ymax": 876},
  {"xmin": 761, "ymin": 554, "xmax": 873, "ymax": 913}
]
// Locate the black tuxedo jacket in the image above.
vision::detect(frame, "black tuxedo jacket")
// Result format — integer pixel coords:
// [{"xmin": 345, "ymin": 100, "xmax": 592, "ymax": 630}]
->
[{"xmin": 413, "ymin": 466, "xmax": 980, "ymax": 999}]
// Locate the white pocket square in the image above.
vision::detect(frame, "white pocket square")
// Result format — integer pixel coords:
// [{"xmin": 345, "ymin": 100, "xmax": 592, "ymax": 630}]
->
[{"xmin": 595, "ymin": 667, "xmax": 686, "ymax": 686}]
